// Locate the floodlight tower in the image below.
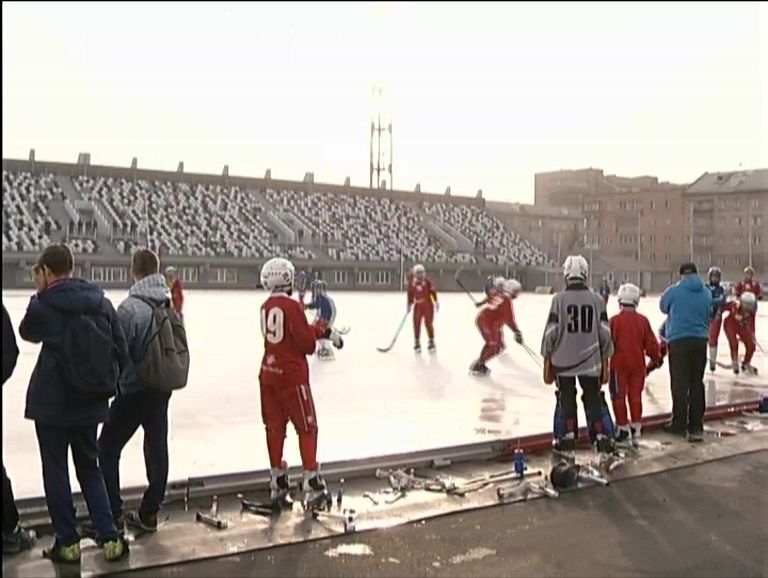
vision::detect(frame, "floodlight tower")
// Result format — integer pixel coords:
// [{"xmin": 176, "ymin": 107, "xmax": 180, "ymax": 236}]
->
[{"xmin": 370, "ymin": 86, "xmax": 393, "ymax": 190}]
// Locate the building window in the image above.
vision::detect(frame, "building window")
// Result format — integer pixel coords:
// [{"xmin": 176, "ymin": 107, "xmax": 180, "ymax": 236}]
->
[
  {"xmin": 357, "ymin": 270, "xmax": 371, "ymax": 285},
  {"xmin": 334, "ymin": 270, "xmax": 348, "ymax": 285},
  {"xmin": 752, "ymin": 198, "xmax": 759, "ymax": 208},
  {"xmin": 213, "ymin": 267, "xmax": 237, "ymax": 284},
  {"xmin": 91, "ymin": 266, "xmax": 105, "ymax": 283},
  {"xmin": 752, "ymin": 216, "xmax": 762, "ymax": 227},
  {"xmin": 376, "ymin": 270, "xmax": 391, "ymax": 285},
  {"xmin": 665, "ymin": 200, "xmax": 671, "ymax": 209},
  {"xmin": 181, "ymin": 267, "xmax": 198, "ymax": 284},
  {"xmin": 650, "ymin": 201, "xmax": 656, "ymax": 210},
  {"xmin": 736, "ymin": 217, "xmax": 742, "ymax": 226},
  {"xmin": 754, "ymin": 235, "xmax": 762, "ymax": 245}
]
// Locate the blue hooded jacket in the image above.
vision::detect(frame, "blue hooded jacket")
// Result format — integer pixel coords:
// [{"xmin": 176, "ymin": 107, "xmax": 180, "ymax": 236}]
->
[
  {"xmin": 19, "ymin": 278, "xmax": 129, "ymax": 427},
  {"xmin": 659, "ymin": 275, "xmax": 712, "ymax": 342}
]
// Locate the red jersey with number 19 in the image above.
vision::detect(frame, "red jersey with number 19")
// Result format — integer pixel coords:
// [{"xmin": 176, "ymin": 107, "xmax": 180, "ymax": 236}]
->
[{"xmin": 259, "ymin": 292, "xmax": 326, "ymax": 386}]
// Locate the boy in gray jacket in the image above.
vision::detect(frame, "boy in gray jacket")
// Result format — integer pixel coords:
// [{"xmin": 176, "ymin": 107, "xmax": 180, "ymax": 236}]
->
[
  {"xmin": 542, "ymin": 255, "xmax": 615, "ymax": 453},
  {"xmin": 93, "ymin": 249, "xmax": 173, "ymax": 534}
]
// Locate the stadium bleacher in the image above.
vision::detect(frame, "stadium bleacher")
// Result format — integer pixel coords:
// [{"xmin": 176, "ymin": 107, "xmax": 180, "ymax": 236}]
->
[{"xmin": 2, "ymin": 169, "xmax": 553, "ymax": 266}]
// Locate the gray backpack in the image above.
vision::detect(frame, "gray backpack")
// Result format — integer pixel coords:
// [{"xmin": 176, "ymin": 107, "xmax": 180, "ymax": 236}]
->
[{"xmin": 134, "ymin": 296, "xmax": 190, "ymax": 392}]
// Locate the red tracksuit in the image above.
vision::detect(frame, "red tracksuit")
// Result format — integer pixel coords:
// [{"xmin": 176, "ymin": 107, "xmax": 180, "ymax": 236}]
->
[
  {"xmin": 259, "ymin": 291, "xmax": 327, "ymax": 470},
  {"xmin": 171, "ymin": 279, "xmax": 184, "ymax": 321},
  {"xmin": 476, "ymin": 292, "xmax": 518, "ymax": 364},
  {"xmin": 734, "ymin": 279, "xmax": 762, "ymax": 335},
  {"xmin": 408, "ymin": 276, "xmax": 437, "ymax": 341},
  {"xmin": 609, "ymin": 308, "xmax": 660, "ymax": 427},
  {"xmin": 723, "ymin": 301, "xmax": 756, "ymax": 365}
]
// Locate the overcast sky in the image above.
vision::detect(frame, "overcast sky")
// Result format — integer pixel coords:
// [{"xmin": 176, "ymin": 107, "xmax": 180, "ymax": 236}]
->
[{"xmin": 3, "ymin": 2, "xmax": 766, "ymax": 203}]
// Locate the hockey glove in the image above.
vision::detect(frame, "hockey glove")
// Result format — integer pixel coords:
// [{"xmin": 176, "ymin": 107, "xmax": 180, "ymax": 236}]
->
[
  {"xmin": 407, "ymin": 303, "xmax": 413, "ymax": 313},
  {"xmin": 513, "ymin": 330, "xmax": 524, "ymax": 345},
  {"xmin": 331, "ymin": 331, "xmax": 344, "ymax": 350},
  {"xmin": 434, "ymin": 301, "xmax": 440, "ymax": 313}
]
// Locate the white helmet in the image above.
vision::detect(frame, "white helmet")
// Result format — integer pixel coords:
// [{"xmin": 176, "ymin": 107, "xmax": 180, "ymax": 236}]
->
[
  {"xmin": 740, "ymin": 292, "xmax": 757, "ymax": 312},
  {"xmin": 563, "ymin": 255, "xmax": 589, "ymax": 282},
  {"xmin": 493, "ymin": 276, "xmax": 506, "ymax": 288},
  {"xmin": 413, "ymin": 264, "xmax": 425, "ymax": 275},
  {"xmin": 260, "ymin": 257, "xmax": 295, "ymax": 291},
  {"xmin": 503, "ymin": 279, "xmax": 523, "ymax": 297},
  {"xmin": 617, "ymin": 283, "xmax": 641, "ymax": 306}
]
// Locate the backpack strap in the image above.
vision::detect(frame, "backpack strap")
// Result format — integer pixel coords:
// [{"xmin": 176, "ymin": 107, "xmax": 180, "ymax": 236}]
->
[{"xmin": 132, "ymin": 294, "xmax": 171, "ymax": 309}]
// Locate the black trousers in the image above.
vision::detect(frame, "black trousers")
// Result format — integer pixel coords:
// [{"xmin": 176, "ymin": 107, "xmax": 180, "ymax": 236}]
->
[
  {"xmin": 3, "ymin": 463, "xmax": 19, "ymax": 533},
  {"xmin": 668, "ymin": 338, "xmax": 707, "ymax": 433},
  {"xmin": 554, "ymin": 374, "xmax": 604, "ymax": 439}
]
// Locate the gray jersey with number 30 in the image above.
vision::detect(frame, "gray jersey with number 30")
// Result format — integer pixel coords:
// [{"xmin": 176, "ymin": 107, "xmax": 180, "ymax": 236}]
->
[{"xmin": 540, "ymin": 284, "xmax": 613, "ymax": 377}]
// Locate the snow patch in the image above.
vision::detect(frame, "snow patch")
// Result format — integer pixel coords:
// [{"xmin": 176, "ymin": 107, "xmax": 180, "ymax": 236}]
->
[
  {"xmin": 450, "ymin": 547, "xmax": 497, "ymax": 565},
  {"xmin": 324, "ymin": 544, "xmax": 374, "ymax": 558}
]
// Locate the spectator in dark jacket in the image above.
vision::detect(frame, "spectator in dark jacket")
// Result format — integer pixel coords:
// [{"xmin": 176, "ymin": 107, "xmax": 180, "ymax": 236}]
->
[
  {"xmin": 2, "ymin": 303, "xmax": 37, "ymax": 555},
  {"xmin": 19, "ymin": 244, "xmax": 130, "ymax": 563},
  {"xmin": 97, "ymin": 249, "xmax": 173, "ymax": 534}
]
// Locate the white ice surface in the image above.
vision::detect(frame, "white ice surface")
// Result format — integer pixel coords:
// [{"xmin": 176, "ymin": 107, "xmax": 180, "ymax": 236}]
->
[{"xmin": 2, "ymin": 289, "xmax": 766, "ymax": 498}]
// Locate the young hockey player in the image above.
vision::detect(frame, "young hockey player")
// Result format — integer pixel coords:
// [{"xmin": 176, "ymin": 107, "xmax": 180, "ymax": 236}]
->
[
  {"xmin": 723, "ymin": 291, "xmax": 758, "ymax": 375},
  {"xmin": 541, "ymin": 255, "xmax": 615, "ymax": 454},
  {"xmin": 258, "ymin": 258, "xmax": 342, "ymax": 502},
  {"xmin": 476, "ymin": 276, "xmax": 505, "ymax": 308},
  {"xmin": 609, "ymin": 283, "xmax": 661, "ymax": 444},
  {"xmin": 407, "ymin": 264, "xmax": 438, "ymax": 352},
  {"xmin": 706, "ymin": 267, "xmax": 727, "ymax": 371},
  {"xmin": 470, "ymin": 279, "xmax": 523, "ymax": 376},
  {"xmin": 734, "ymin": 266, "xmax": 762, "ymax": 336},
  {"xmin": 305, "ymin": 280, "xmax": 342, "ymax": 360}
]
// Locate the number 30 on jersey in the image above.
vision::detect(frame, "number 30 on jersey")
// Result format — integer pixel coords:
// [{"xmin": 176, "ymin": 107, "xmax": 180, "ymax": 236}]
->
[{"xmin": 261, "ymin": 307, "xmax": 285, "ymax": 344}]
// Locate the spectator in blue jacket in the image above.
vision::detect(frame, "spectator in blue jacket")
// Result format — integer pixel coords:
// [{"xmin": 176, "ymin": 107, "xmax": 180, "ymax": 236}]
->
[
  {"xmin": 659, "ymin": 262, "xmax": 712, "ymax": 442},
  {"xmin": 96, "ymin": 248, "xmax": 173, "ymax": 535},
  {"xmin": 19, "ymin": 244, "xmax": 130, "ymax": 563},
  {"xmin": 3, "ymin": 303, "xmax": 37, "ymax": 555}
]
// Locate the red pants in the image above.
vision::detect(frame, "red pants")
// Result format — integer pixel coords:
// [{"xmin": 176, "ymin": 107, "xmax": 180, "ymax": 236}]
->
[
  {"xmin": 260, "ymin": 380, "xmax": 319, "ymax": 470},
  {"xmin": 724, "ymin": 321, "xmax": 755, "ymax": 364},
  {"xmin": 708, "ymin": 317, "xmax": 722, "ymax": 346},
  {"xmin": 609, "ymin": 368, "xmax": 645, "ymax": 427},
  {"xmin": 413, "ymin": 304, "xmax": 435, "ymax": 341},
  {"xmin": 477, "ymin": 320, "xmax": 505, "ymax": 364}
]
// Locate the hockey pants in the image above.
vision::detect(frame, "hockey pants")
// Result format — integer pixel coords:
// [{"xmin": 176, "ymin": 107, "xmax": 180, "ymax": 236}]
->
[
  {"xmin": 725, "ymin": 322, "xmax": 755, "ymax": 364},
  {"xmin": 609, "ymin": 368, "xmax": 645, "ymax": 427},
  {"xmin": 413, "ymin": 304, "xmax": 435, "ymax": 341},
  {"xmin": 260, "ymin": 381, "xmax": 319, "ymax": 471}
]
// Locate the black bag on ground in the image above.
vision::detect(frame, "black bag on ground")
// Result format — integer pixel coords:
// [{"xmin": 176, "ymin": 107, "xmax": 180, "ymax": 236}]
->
[
  {"xmin": 134, "ymin": 296, "xmax": 190, "ymax": 392},
  {"xmin": 61, "ymin": 311, "xmax": 120, "ymax": 401}
]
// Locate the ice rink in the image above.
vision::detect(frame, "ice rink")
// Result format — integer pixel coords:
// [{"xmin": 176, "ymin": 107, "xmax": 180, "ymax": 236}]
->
[{"xmin": 2, "ymin": 288, "xmax": 766, "ymax": 498}]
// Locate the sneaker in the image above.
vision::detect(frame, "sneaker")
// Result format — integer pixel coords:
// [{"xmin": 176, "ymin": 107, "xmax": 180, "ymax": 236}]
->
[
  {"xmin": 662, "ymin": 422, "xmax": 687, "ymax": 437},
  {"xmin": 3, "ymin": 525, "xmax": 37, "ymax": 555},
  {"xmin": 687, "ymin": 430, "xmax": 704, "ymax": 443},
  {"xmin": 103, "ymin": 535, "xmax": 129, "ymax": 562},
  {"xmin": 427, "ymin": 339, "xmax": 436, "ymax": 352},
  {"xmin": 269, "ymin": 468, "xmax": 291, "ymax": 501},
  {"xmin": 615, "ymin": 427, "xmax": 631, "ymax": 444},
  {"xmin": 125, "ymin": 510, "xmax": 158, "ymax": 533},
  {"xmin": 81, "ymin": 514, "xmax": 125, "ymax": 542},
  {"xmin": 596, "ymin": 435, "xmax": 615, "ymax": 454},
  {"xmin": 43, "ymin": 541, "xmax": 81, "ymax": 564}
]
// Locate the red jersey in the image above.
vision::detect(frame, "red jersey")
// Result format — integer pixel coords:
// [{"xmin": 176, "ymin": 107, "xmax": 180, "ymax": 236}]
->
[
  {"xmin": 722, "ymin": 301, "xmax": 754, "ymax": 329},
  {"xmin": 170, "ymin": 279, "xmax": 184, "ymax": 317},
  {"xmin": 259, "ymin": 292, "xmax": 325, "ymax": 386},
  {"xmin": 734, "ymin": 279, "xmax": 762, "ymax": 299},
  {"xmin": 476, "ymin": 293, "xmax": 518, "ymax": 331},
  {"xmin": 609, "ymin": 309, "xmax": 660, "ymax": 372},
  {"xmin": 407, "ymin": 277, "xmax": 437, "ymax": 307}
]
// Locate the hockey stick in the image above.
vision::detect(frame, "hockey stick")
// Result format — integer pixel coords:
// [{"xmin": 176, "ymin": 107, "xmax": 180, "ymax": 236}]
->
[
  {"xmin": 454, "ymin": 271, "xmax": 479, "ymax": 306},
  {"xmin": 750, "ymin": 329, "xmax": 765, "ymax": 354},
  {"xmin": 519, "ymin": 342, "xmax": 544, "ymax": 368},
  {"xmin": 377, "ymin": 311, "xmax": 410, "ymax": 353}
]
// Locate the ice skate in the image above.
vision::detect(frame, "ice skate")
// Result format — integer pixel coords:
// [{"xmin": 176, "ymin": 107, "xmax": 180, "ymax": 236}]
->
[
  {"xmin": 469, "ymin": 361, "xmax": 490, "ymax": 376},
  {"xmin": 630, "ymin": 423, "xmax": 642, "ymax": 448},
  {"xmin": 595, "ymin": 434, "xmax": 614, "ymax": 454},
  {"xmin": 709, "ymin": 360, "xmax": 716, "ymax": 372},
  {"xmin": 414, "ymin": 340, "xmax": 421, "ymax": 353},
  {"xmin": 741, "ymin": 362, "xmax": 758, "ymax": 375},
  {"xmin": 317, "ymin": 345, "xmax": 335, "ymax": 361},
  {"xmin": 553, "ymin": 433, "xmax": 576, "ymax": 453},
  {"xmin": 732, "ymin": 359, "xmax": 740, "ymax": 375},
  {"xmin": 269, "ymin": 468, "xmax": 291, "ymax": 503},
  {"xmin": 302, "ymin": 471, "xmax": 332, "ymax": 513},
  {"xmin": 427, "ymin": 339, "xmax": 436, "ymax": 352},
  {"xmin": 614, "ymin": 426, "xmax": 631, "ymax": 444}
]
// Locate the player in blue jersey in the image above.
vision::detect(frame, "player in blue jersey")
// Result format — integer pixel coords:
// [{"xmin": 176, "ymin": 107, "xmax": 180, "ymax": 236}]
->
[
  {"xmin": 305, "ymin": 280, "xmax": 342, "ymax": 360},
  {"xmin": 706, "ymin": 267, "xmax": 726, "ymax": 372}
]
